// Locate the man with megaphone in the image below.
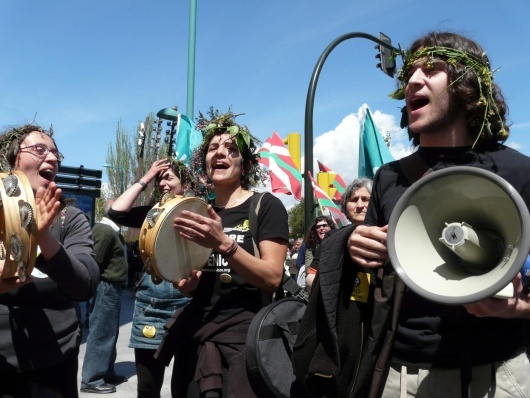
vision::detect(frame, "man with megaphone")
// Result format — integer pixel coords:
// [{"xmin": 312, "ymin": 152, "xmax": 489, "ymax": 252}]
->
[
  {"xmin": 294, "ymin": 32, "xmax": 530, "ymax": 398},
  {"xmin": 348, "ymin": 31, "xmax": 530, "ymax": 398}
]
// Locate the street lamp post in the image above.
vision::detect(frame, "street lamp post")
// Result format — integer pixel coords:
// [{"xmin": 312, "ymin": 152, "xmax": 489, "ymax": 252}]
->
[
  {"xmin": 303, "ymin": 32, "xmax": 400, "ymax": 231},
  {"xmin": 103, "ymin": 164, "xmax": 125, "ymax": 195}
]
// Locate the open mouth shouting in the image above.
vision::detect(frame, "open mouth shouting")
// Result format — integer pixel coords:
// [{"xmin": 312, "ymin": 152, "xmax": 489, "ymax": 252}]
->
[{"xmin": 39, "ymin": 168, "xmax": 56, "ymax": 183}]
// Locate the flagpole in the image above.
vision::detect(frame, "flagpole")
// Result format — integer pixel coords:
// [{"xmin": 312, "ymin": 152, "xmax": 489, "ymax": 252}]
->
[{"xmin": 303, "ymin": 32, "xmax": 399, "ymax": 231}]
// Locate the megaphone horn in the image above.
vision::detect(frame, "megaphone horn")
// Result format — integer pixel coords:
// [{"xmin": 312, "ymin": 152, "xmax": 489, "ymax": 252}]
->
[{"xmin": 387, "ymin": 166, "xmax": 530, "ymax": 305}]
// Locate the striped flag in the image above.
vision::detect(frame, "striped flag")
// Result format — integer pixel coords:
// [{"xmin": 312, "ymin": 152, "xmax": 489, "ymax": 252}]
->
[
  {"xmin": 358, "ymin": 107, "xmax": 394, "ymax": 178},
  {"xmin": 316, "ymin": 160, "xmax": 347, "ymax": 202},
  {"xmin": 257, "ymin": 132, "xmax": 303, "ymax": 200},
  {"xmin": 308, "ymin": 171, "xmax": 350, "ymax": 228}
]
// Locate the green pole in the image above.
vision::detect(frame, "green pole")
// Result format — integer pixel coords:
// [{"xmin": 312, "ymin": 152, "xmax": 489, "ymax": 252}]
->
[{"xmin": 186, "ymin": 0, "xmax": 197, "ymax": 121}]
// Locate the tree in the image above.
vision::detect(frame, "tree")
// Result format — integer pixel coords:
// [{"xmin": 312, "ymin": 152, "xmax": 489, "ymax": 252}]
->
[
  {"xmin": 104, "ymin": 113, "xmax": 165, "ymax": 202},
  {"xmin": 287, "ymin": 199, "xmax": 306, "ymax": 239},
  {"xmin": 102, "ymin": 112, "xmax": 174, "ymax": 240},
  {"xmin": 105, "ymin": 119, "xmax": 135, "ymax": 198}
]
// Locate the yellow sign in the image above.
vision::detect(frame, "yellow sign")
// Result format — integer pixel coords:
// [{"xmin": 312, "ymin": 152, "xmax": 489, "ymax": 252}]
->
[{"xmin": 350, "ymin": 272, "xmax": 371, "ymax": 303}]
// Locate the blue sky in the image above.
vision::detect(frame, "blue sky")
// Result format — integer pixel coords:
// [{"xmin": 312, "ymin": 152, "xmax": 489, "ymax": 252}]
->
[{"xmin": 2, "ymin": 1, "xmax": 530, "ymax": 206}]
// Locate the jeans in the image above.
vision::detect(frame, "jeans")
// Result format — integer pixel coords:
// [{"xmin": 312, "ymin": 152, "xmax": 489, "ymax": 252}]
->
[
  {"xmin": 130, "ymin": 274, "xmax": 190, "ymax": 349},
  {"xmin": 81, "ymin": 281, "xmax": 123, "ymax": 388}
]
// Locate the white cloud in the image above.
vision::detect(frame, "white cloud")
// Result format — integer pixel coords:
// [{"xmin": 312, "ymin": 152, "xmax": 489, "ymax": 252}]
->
[
  {"xmin": 312, "ymin": 103, "xmax": 410, "ymax": 184},
  {"xmin": 506, "ymin": 140, "xmax": 522, "ymax": 150},
  {"xmin": 258, "ymin": 103, "xmax": 412, "ymax": 206},
  {"xmin": 313, "ymin": 112, "xmax": 361, "ymax": 182}
]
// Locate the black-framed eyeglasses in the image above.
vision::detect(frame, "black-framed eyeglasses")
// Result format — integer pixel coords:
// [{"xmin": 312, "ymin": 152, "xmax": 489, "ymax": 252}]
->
[
  {"xmin": 315, "ymin": 223, "xmax": 330, "ymax": 230},
  {"xmin": 19, "ymin": 144, "xmax": 64, "ymax": 162}
]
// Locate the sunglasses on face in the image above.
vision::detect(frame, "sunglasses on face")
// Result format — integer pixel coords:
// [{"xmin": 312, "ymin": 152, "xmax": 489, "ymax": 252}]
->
[{"xmin": 315, "ymin": 223, "xmax": 330, "ymax": 230}]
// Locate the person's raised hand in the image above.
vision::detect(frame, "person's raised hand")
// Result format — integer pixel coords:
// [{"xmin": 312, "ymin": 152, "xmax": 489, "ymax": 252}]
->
[{"xmin": 35, "ymin": 182, "xmax": 62, "ymax": 236}]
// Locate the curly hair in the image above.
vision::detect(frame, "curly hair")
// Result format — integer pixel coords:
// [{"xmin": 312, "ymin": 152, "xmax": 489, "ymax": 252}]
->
[
  {"xmin": 190, "ymin": 108, "xmax": 266, "ymax": 191},
  {"xmin": 0, "ymin": 124, "xmax": 57, "ymax": 171},
  {"xmin": 402, "ymin": 32, "xmax": 509, "ymax": 148},
  {"xmin": 304, "ymin": 215, "xmax": 335, "ymax": 251},
  {"xmin": 155, "ymin": 160, "xmax": 193, "ymax": 187}
]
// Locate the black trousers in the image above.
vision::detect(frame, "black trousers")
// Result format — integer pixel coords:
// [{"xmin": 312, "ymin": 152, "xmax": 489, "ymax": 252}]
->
[
  {"xmin": 135, "ymin": 348, "xmax": 166, "ymax": 398},
  {"xmin": 0, "ymin": 349, "xmax": 79, "ymax": 398}
]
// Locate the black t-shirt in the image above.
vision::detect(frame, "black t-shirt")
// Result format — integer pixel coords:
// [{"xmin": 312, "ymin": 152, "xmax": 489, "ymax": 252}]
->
[
  {"xmin": 108, "ymin": 205, "xmax": 151, "ymax": 229},
  {"xmin": 366, "ymin": 145, "xmax": 530, "ymax": 367},
  {"xmin": 190, "ymin": 192, "xmax": 289, "ymax": 323}
]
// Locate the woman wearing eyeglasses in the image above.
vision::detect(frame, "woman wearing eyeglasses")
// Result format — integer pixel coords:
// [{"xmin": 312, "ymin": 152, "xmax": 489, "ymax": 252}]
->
[{"xmin": 0, "ymin": 124, "xmax": 99, "ymax": 397}]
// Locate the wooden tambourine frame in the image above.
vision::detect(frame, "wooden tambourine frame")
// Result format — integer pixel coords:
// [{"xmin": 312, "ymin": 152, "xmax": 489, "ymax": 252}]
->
[
  {"xmin": 139, "ymin": 196, "xmax": 212, "ymax": 283},
  {"xmin": 0, "ymin": 170, "xmax": 38, "ymax": 280}
]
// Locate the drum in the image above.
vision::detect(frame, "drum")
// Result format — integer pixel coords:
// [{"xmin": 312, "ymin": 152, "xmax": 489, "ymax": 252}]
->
[
  {"xmin": 139, "ymin": 196, "xmax": 212, "ymax": 283},
  {"xmin": 0, "ymin": 170, "xmax": 38, "ymax": 281}
]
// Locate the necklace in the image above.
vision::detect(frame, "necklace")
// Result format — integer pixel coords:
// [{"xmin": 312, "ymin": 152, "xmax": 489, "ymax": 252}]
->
[{"xmin": 213, "ymin": 190, "xmax": 248, "ymax": 209}]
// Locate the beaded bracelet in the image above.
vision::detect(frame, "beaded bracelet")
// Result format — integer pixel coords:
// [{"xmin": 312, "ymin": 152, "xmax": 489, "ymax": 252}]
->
[{"xmin": 220, "ymin": 239, "xmax": 238, "ymax": 258}]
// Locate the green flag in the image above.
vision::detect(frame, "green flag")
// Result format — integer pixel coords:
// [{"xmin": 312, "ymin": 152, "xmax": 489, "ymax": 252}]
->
[{"xmin": 358, "ymin": 107, "xmax": 394, "ymax": 178}]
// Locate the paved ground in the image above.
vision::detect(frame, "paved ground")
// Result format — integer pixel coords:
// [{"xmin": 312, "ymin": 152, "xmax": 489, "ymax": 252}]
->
[{"xmin": 77, "ymin": 289, "xmax": 174, "ymax": 397}]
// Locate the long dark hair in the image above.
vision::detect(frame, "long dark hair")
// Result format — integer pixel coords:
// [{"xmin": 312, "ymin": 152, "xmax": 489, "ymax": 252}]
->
[{"xmin": 304, "ymin": 215, "xmax": 335, "ymax": 251}]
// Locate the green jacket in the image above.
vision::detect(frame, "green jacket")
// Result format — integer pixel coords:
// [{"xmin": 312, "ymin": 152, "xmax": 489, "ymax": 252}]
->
[{"xmin": 92, "ymin": 218, "xmax": 128, "ymax": 284}]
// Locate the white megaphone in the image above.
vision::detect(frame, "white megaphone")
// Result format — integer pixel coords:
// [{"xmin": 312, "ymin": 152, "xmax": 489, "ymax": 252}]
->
[{"xmin": 387, "ymin": 166, "xmax": 530, "ymax": 305}]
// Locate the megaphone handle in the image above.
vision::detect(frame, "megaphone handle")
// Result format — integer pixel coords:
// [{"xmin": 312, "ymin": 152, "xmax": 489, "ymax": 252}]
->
[{"xmin": 492, "ymin": 283, "xmax": 514, "ymax": 299}]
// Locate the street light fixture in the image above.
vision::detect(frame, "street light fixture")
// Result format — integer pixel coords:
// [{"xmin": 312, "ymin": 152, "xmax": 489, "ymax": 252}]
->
[
  {"xmin": 157, "ymin": 106, "xmax": 180, "ymax": 159},
  {"xmin": 303, "ymin": 32, "xmax": 401, "ymax": 231},
  {"xmin": 103, "ymin": 164, "xmax": 125, "ymax": 195}
]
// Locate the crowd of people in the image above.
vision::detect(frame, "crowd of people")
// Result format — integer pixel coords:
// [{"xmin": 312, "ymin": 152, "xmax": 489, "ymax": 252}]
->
[{"xmin": 1, "ymin": 30, "xmax": 530, "ymax": 398}]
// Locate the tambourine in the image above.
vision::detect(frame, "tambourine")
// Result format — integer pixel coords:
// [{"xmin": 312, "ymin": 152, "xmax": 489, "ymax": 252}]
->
[
  {"xmin": 139, "ymin": 195, "xmax": 212, "ymax": 284},
  {"xmin": 0, "ymin": 170, "xmax": 38, "ymax": 281}
]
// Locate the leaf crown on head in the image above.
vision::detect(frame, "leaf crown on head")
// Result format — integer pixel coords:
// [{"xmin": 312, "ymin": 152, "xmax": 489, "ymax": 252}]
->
[
  {"xmin": 190, "ymin": 107, "xmax": 268, "ymax": 192},
  {"xmin": 389, "ymin": 46, "xmax": 508, "ymax": 146}
]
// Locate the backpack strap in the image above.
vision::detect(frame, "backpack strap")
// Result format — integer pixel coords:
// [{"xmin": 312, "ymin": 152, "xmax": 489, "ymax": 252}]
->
[
  {"xmin": 399, "ymin": 151, "xmax": 433, "ymax": 184},
  {"xmin": 248, "ymin": 192, "xmax": 266, "ymax": 258},
  {"xmin": 248, "ymin": 192, "xmax": 305, "ymax": 302}
]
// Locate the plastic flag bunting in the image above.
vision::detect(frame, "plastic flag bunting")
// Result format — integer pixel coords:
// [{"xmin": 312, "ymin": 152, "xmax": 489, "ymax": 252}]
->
[
  {"xmin": 257, "ymin": 132, "xmax": 302, "ymax": 200},
  {"xmin": 358, "ymin": 107, "xmax": 394, "ymax": 178},
  {"xmin": 316, "ymin": 160, "xmax": 347, "ymax": 202},
  {"xmin": 308, "ymin": 171, "xmax": 350, "ymax": 228}
]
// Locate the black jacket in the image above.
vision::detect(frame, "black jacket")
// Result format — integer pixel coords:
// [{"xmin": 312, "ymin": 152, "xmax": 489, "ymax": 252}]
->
[
  {"xmin": 293, "ymin": 145, "xmax": 530, "ymax": 398},
  {"xmin": 292, "ymin": 225, "xmax": 377, "ymax": 398}
]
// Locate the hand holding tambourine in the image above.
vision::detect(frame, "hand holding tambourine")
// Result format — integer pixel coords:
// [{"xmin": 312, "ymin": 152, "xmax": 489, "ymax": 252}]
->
[
  {"xmin": 139, "ymin": 195, "xmax": 212, "ymax": 284},
  {"xmin": 0, "ymin": 171, "xmax": 38, "ymax": 281}
]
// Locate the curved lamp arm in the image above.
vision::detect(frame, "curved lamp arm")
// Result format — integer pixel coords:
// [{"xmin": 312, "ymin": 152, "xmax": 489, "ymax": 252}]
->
[{"xmin": 303, "ymin": 32, "xmax": 400, "ymax": 230}]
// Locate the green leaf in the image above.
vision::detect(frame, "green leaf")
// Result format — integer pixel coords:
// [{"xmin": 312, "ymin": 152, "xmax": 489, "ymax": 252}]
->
[
  {"xmin": 242, "ymin": 130, "xmax": 250, "ymax": 148},
  {"xmin": 227, "ymin": 125, "xmax": 239, "ymax": 135}
]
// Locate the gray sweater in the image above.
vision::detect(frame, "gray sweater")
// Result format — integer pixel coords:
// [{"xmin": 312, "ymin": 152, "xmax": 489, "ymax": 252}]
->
[{"xmin": 0, "ymin": 205, "xmax": 100, "ymax": 372}]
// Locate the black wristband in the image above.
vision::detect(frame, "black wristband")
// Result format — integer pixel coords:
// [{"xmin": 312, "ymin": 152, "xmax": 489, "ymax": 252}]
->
[
  {"xmin": 220, "ymin": 239, "xmax": 238, "ymax": 258},
  {"xmin": 136, "ymin": 180, "xmax": 147, "ymax": 191}
]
